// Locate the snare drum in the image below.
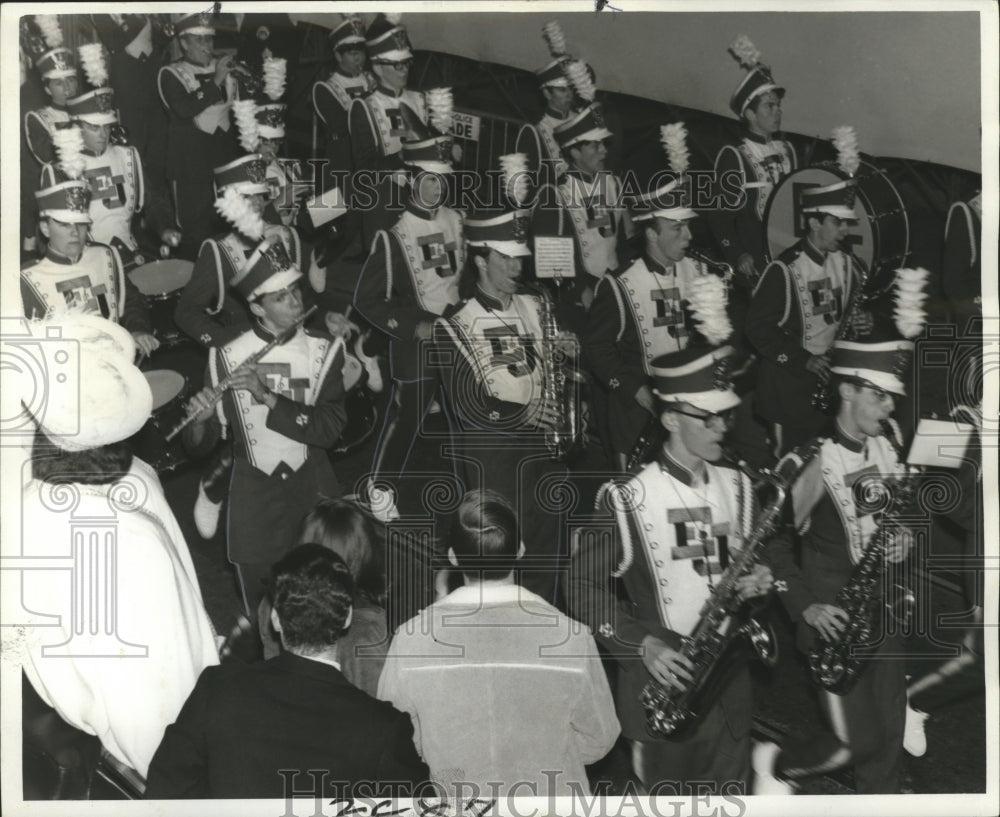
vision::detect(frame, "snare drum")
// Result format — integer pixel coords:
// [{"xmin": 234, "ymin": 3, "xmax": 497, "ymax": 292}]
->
[
  {"xmin": 128, "ymin": 260, "xmax": 194, "ymax": 347},
  {"xmin": 134, "ymin": 370, "xmax": 190, "ymax": 473},
  {"xmin": 763, "ymin": 161, "xmax": 909, "ymax": 287}
]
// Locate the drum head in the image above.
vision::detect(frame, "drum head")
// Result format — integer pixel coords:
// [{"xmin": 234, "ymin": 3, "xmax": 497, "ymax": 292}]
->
[
  {"xmin": 143, "ymin": 370, "xmax": 186, "ymax": 411},
  {"xmin": 128, "ymin": 259, "xmax": 194, "ymax": 297},
  {"xmin": 765, "ymin": 162, "xmax": 890, "ymax": 271}
]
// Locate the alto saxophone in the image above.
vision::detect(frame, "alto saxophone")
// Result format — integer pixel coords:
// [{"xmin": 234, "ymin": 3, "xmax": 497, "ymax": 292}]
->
[
  {"xmin": 640, "ymin": 438, "xmax": 822, "ymax": 737},
  {"xmin": 811, "ymin": 251, "xmax": 870, "ymax": 412},
  {"xmin": 530, "ymin": 284, "xmax": 584, "ymax": 462},
  {"xmin": 808, "ymin": 420, "xmax": 918, "ymax": 694}
]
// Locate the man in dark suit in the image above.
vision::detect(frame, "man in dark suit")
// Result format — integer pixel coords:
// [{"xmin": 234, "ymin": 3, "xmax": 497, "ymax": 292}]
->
[{"xmin": 145, "ymin": 545, "xmax": 429, "ymax": 799}]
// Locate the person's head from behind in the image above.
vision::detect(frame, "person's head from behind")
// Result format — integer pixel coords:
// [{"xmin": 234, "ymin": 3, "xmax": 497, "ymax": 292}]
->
[
  {"xmin": 270, "ymin": 544, "xmax": 355, "ymax": 657},
  {"xmin": 448, "ymin": 490, "xmax": 523, "ymax": 583},
  {"xmin": 299, "ymin": 497, "xmax": 385, "ymax": 605}
]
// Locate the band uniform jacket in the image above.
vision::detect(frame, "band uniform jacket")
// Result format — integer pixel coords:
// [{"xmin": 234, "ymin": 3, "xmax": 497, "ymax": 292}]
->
[
  {"xmin": 145, "ymin": 652, "xmax": 428, "ymax": 799},
  {"xmin": 175, "ymin": 224, "xmax": 301, "ymax": 348},
  {"xmin": 208, "ymin": 321, "xmax": 347, "ymax": 564},
  {"xmin": 20, "ymin": 243, "xmax": 153, "ymax": 334},
  {"xmin": 515, "ymin": 108, "xmax": 570, "ymax": 190},
  {"xmin": 942, "ymin": 193, "xmax": 982, "ymax": 333},
  {"xmin": 713, "ymin": 132, "xmax": 797, "ymax": 270},
  {"xmin": 41, "ymin": 145, "xmax": 147, "ymax": 270},
  {"xmin": 348, "ymin": 85, "xmax": 427, "ymax": 172},
  {"xmin": 313, "ymin": 69, "xmax": 375, "ymax": 194},
  {"xmin": 24, "ymin": 105, "xmax": 70, "ymax": 167},
  {"xmin": 765, "ymin": 421, "xmax": 906, "ymax": 654},
  {"xmin": 569, "ymin": 448, "xmax": 757, "ymax": 741},
  {"xmin": 354, "ymin": 202, "xmax": 464, "ymax": 381},
  {"xmin": 745, "ymin": 238, "xmax": 858, "ymax": 427}
]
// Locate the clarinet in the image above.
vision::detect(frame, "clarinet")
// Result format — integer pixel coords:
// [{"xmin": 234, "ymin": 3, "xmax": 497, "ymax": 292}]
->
[{"xmin": 165, "ymin": 306, "xmax": 317, "ymax": 441}]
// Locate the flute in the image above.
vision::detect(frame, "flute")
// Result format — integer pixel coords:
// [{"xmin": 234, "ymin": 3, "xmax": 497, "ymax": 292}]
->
[{"xmin": 165, "ymin": 306, "xmax": 317, "ymax": 442}]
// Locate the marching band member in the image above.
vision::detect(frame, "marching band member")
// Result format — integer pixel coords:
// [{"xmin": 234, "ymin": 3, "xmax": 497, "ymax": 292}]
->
[
  {"xmin": 175, "ymin": 154, "xmax": 301, "ymax": 349},
  {"xmin": 41, "ymin": 87, "xmax": 178, "ymax": 272},
  {"xmin": 532, "ymin": 103, "xmax": 633, "ymax": 327},
  {"xmin": 745, "ymin": 181, "xmax": 866, "ymax": 455},
  {"xmin": 158, "ymin": 11, "xmax": 242, "ymax": 259},
  {"xmin": 570, "ymin": 341, "xmax": 774, "ymax": 793},
  {"xmin": 184, "ymin": 236, "xmax": 348, "ymax": 617},
  {"xmin": 584, "ymin": 134, "xmax": 732, "ymax": 470},
  {"xmin": 21, "ymin": 180, "xmax": 158, "ymax": 357},
  {"xmin": 434, "ymin": 208, "xmax": 574, "ymax": 605},
  {"xmin": 23, "ymin": 17, "xmax": 78, "ymax": 167},
  {"xmin": 712, "ymin": 35, "xmax": 796, "ymax": 283},
  {"xmin": 758, "ymin": 339, "xmax": 918, "ymax": 794},
  {"xmin": 349, "ymin": 13, "xmax": 427, "ymax": 246},
  {"xmin": 353, "ymin": 134, "xmax": 464, "ymax": 497}
]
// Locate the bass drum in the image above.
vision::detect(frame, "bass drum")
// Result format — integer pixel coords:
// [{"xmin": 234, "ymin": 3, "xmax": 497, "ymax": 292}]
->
[{"xmin": 763, "ymin": 161, "xmax": 909, "ymax": 290}]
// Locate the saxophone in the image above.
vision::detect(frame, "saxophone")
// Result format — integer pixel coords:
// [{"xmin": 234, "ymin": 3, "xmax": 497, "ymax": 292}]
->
[
  {"xmin": 811, "ymin": 252, "xmax": 870, "ymax": 412},
  {"xmin": 531, "ymin": 284, "xmax": 584, "ymax": 462},
  {"xmin": 640, "ymin": 438, "xmax": 822, "ymax": 738},
  {"xmin": 808, "ymin": 420, "xmax": 919, "ymax": 694}
]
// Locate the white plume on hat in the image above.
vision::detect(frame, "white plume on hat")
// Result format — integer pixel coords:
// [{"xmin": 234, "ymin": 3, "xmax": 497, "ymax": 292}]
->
[
  {"xmin": 232, "ymin": 99, "xmax": 259, "ymax": 152},
  {"xmin": 893, "ymin": 267, "xmax": 930, "ymax": 339},
  {"xmin": 542, "ymin": 20, "xmax": 567, "ymax": 58},
  {"xmin": 566, "ymin": 59, "xmax": 595, "ymax": 102},
  {"xmin": 499, "ymin": 152, "xmax": 530, "ymax": 207},
  {"xmin": 52, "ymin": 125, "xmax": 87, "ymax": 180},
  {"xmin": 687, "ymin": 273, "xmax": 733, "ymax": 346},
  {"xmin": 660, "ymin": 123, "xmax": 690, "ymax": 176},
  {"xmin": 262, "ymin": 56, "xmax": 287, "ymax": 101},
  {"xmin": 425, "ymin": 87, "xmax": 454, "ymax": 136},
  {"xmin": 729, "ymin": 34, "xmax": 761, "ymax": 69},
  {"xmin": 832, "ymin": 126, "xmax": 861, "ymax": 177},
  {"xmin": 384, "ymin": 13, "xmax": 403, "ymax": 26},
  {"xmin": 215, "ymin": 186, "xmax": 265, "ymax": 240},
  {"xmin": 35, "ymin": 15, "xmax": 63, "ymax": 49},
  {"xmin": 78, "ymin": 42, "xmax": 108, "ymax": 88}
]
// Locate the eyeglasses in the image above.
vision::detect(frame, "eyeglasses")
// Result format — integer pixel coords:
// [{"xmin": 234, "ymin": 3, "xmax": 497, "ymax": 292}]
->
[
  {"xmin": 375, "ymin": 59, "xmax": 412, "ymax": 70},
  {"xmin": 670, "ymin": 407, "xmax": 736, "ymax": 429}
]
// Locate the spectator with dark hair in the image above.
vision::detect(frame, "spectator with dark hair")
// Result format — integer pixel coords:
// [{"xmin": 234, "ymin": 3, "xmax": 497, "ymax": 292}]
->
[
  {"xmin": 257, "ymin": 497, "xmax": 390, "ymax": 697},
  {"xmin": 378, "ymin": 490, "xmax": 619, "ymax": 800},
  {"xmin": 146, "ymin": 545, "xmax": 429, "ymax": 800}
]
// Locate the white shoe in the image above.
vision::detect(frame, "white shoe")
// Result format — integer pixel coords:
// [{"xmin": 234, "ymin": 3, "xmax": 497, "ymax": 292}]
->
[
  {"xmin": 193, "ymin": 481, "xmax": 222, "ymax": 539},
  {"xmin": 752, "ymin": 741, "xmax": 795, "ymax": 795},
  {"xmin": 903, "ymin": 703, "xmax": 929, "ymax": 757}
]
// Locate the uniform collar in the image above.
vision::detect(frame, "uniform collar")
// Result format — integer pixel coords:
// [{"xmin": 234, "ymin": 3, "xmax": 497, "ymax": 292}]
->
[
  {"xmin": 833, "ymin": 421, "xmax": 867, "ymax": 454},
  {"xmin": 44, "ymin": 247, "xmax": 83, "ymax": 266},
  {"xmin": 474, "ymin": 285, "xmax": 510, "ymax": 312},
  {"xmin": 543, "ymin": 106, "xmax": 569, "ymax": 121},
  {"xmin": 802, "ymin": 238, "xmax": 827, "ymax": 265},
  {"xmin": 334, "ymin": 68, "xmax": 362, "ymax": 81},
  {"xmin": 376, "ymin": 83, "xmax": 404, "ymax": 98},
  {"xmin": 644, "ymin": 254, "xmax": 673, "ymax": 277},
  {"xmin": 252, "ymin": 318, "xmax": 299, "ymax": 344},
  {"xmin": 406, "ymin": 200, "xmax": 438, "ymax": 220},
  {"xmin": 744, "ymin": 129, "xmax": 779, "ymax": 146},
  {"xmin": 657, "ymin": 446, "xmax": 708, "ymax": 488}
]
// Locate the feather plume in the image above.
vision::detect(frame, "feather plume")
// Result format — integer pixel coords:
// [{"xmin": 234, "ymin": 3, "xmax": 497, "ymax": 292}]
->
[
  {"xmin": 425, "ymin": 87, "xmax": 454, "ymax": 136},
  {"xmin": 232, "ymin": 100, "xmax": 259, "ymax": 152},
  {"xmin": 832, "ymin": 126, "xmax": 861, "ymax": 177},
  {"xmin": 728, "ymin": 34, "xmax": 761, "ymax": 69},
  {"xmin": 262, "ymin": 56, "xmax": 287, "ymax": 101},
  {"xmin": 893, "ymin": 267, "xmax": 930, "ymax": 339},
  {"xmin": 35, "ymin": 15, "xmax": 63, "ymax": 49},
  {"xmin": 566, "ymin": 59, "xmax": 595, "ymax": 103},
  {"xmin": 78, "ymin": 43, "xmax": 108, "ymax": 89},
  {"xmin": 542, "ymin": 20, "xmax": 567, "ymax": 57},
  {"xmin": 52, "ymin": 126, "xmax": 86, "ymax": 180},
  {"xmin": 215, "ymin": 186, "xmax": 265, "ymax": 240},
  {"xmin": 660, "ymin": 123, "xmax": 690, "ymax": 176},
  {"xmin": 499, "ymin": 153, "xmax": 530, "ymax": 207},
  {"xmin": 688, "ymin": 273, "xmax": 733, "ymax": 346},
  {"xmin": 384, "ymin": 13, "xmax": 402, "ymax": 26}
]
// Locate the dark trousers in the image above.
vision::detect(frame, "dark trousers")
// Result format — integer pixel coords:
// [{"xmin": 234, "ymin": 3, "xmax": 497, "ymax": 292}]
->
[
  {"xmin": 776, "ymin": 637, "xmax": 907, "ymax": 793},
  {"xmin": 371, "ymin": 378, "xmax": 440, "ymax": 483}
]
